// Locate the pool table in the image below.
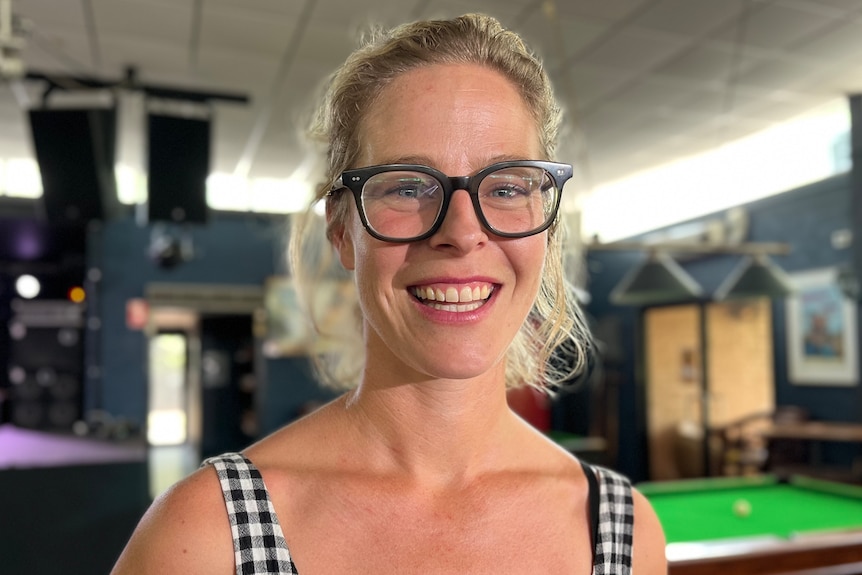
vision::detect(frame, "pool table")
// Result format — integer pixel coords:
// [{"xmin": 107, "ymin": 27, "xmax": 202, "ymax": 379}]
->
[{"xmin": 639, "ymin": 474, "xmax": 862, "ymax": 575}]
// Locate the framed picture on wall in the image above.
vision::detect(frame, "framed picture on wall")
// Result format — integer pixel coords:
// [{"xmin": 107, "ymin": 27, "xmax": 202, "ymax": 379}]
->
[{"xmin": 786, "ymin": 267, "xmax": 859, "ymax": 386}]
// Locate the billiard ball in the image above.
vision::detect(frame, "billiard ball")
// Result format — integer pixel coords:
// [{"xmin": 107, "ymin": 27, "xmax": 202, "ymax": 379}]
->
[{"xmin": 733, "ymin": 499, "xmax": 752, "ymax": 518}]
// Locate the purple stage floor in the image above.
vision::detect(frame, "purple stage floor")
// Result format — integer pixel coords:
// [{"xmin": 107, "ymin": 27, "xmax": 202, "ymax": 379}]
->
[{"xmin": 0, "ymin": 424, "xmax": 146, "ymax": 468}]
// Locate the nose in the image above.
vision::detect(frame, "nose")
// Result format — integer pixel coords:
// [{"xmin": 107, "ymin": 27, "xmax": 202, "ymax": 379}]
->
[{"xmin": 428, "ymin": 189, "xmax": 488, "ymax": 252}]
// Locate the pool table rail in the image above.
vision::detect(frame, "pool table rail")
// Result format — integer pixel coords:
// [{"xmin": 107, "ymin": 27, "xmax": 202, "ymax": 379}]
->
[{"xmin": 667, "ymin": 529, "xmax": 862, "ymax": 575}]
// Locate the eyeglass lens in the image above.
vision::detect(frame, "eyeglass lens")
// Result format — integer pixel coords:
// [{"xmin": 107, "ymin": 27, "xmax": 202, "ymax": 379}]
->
[{"xmin": 359, "ymin": 166, "xmax": 556, "ymax": 239}]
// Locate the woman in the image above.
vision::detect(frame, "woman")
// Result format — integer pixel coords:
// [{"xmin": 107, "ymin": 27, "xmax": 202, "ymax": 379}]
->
[{"xmin": 112, "ymin": 13, "xmax": 666, "ymax": 575}]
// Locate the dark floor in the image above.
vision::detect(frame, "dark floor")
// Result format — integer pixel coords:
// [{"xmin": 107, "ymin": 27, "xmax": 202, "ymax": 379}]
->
[{"xmin": 0, "ymin": 426, "xmax": 150, "ymax": 575}]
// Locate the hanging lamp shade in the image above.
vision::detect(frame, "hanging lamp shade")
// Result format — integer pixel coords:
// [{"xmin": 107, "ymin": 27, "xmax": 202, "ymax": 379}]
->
[
  {"xmin": 610, "ymin": 252, "xmax": 704, "ymax": 306},
  {"xmin": 714, "ymin": 254, "xmax": 793, "ymax": 300}
]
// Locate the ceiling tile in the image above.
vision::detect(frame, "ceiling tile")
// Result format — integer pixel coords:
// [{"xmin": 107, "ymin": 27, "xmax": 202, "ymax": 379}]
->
[
  {"xmin": 574, "ymin": 28, "xmax": 687, "ymax": 72},
  {"xmin": 671, "ymin": 88, "xmax": 757, "ymax": 120},
  {"xmin": 804, "ymin": 63, "xmax": 862, "ymax": 94},
  {"xmin": 199, "ymin": 6, "xmax": 295, "ymax": 56},
  {"xmin": 204, "ymin": 0, "xmax": 308, "ymax": 17},
  {"xmin": 14, "ymin": 0, "xmax": 87, "ymax": 31},
  {"xmin": 637, "ymin": 107, "xmax": 721, "ymax": 134},
  {"xmin": 633, "ymin": 0, "xmax": 744, "ymax": 36},
  {"xmin": 314, "ymin": 0, "xmax": 419, "ymax": 29},
  {"xmin": 577, "ymin": 102, "xmax": 653, "ymax": 137},
  {"xmin": 550, "ymin": 0, "xmax": 653, "ymax": 22},
  {"xmin": 795, "ymin": 0, "xmax": 861, "ymax": 14},
  {"xmin": 293, "ymin": 24, "xmax": 359, "ymax": 70},
  {"xmin": 729, "ymin": 93, "xmax": 830, "ymax": 122},
  {"xmin": 653, "ymin": 44, "xmax": 735, "ymax": 86},
  {"xmin": 790, "ymin": 18, "xmax": 862, "ymax": 62},
  {"xmin": 518, "ymin": 16, "xmax": 609, "ymax": 66},
  {"xmin": 563, "ymin": 65, "xmax": 636, "ymax": 110},
  {"xmin": 195, "ymin": 47, "xmax": 280, "ymax": 94},
  {"xmin": 424, "ymin": 0, "xmax": 530, "ymax": 21},
  {"xmin": 732, "ymin": 56, "xmax": 826, "ymax": 92},
  {"xmin": 711, "ymin": 2, "xmax": 838, "ymax": 50},
  {"xmin": 91, "ymin": 0, "xmax": 193, "ymax": 46},
  {"xmin": 607, "ymin": 76, "xmax": 704, "ymax": 109},
  {"xmin": 23, "ymin": 30, "xmax": 95, "ymax": 76}
]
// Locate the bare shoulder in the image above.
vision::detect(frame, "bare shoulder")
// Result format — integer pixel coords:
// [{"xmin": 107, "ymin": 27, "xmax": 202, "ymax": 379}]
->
[
  {"xmin": 110, "ymin": 464, "xmax": 233, "ymax": 575},
  {"xmin": 632, "ymin": 487, "xmax": 668, "ymax": 574}
]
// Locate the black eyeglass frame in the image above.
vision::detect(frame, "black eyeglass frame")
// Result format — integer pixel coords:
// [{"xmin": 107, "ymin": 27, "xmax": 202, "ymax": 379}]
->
[{"xmin": 330, "ymin": 160, "xmax": 573, "ymax": 243}]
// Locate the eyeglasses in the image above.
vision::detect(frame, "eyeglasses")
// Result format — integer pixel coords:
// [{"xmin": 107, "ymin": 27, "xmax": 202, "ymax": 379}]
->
[{"xmin": 330, "ymin": 160, "xmax": 572, "ymax": 243}]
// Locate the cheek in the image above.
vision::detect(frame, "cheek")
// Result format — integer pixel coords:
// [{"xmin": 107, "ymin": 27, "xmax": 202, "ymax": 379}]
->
[
  {"xmin": 350, "ymin": 233, "xmax": 405, "ymax": 304},
  {"xmin": 515, "ymin": 236, "xmax": 548, "ymax": 289}
]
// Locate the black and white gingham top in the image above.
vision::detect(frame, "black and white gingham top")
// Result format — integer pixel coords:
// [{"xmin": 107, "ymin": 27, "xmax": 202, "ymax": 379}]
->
[{"xmin": 204, "ymin": 453, "xmax": 634, "ymax": 575}]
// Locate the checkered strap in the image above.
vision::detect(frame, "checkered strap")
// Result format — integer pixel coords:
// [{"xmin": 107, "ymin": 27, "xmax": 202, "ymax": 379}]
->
[
  {"xmin": 589, "ymin": 464, "xmax": 634, "ymax": 575},
  {"xmin": 203, "ymin": 453, "xmax": 299, "ymax": 575}
]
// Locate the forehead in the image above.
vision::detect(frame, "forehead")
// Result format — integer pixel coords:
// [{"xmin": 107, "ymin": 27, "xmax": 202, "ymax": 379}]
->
[{"xmin": 358, "ymin": 63, "xmax": 542, "ymax": 168}]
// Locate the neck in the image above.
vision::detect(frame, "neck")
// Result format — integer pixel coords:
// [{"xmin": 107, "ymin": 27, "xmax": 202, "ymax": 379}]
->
[{"xmin": 342, "ymin": 367, "xmax": 518, "ymax": 487}]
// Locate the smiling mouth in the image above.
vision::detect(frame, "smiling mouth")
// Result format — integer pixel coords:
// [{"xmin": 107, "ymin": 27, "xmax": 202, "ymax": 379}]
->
[{"xmin": 409, "ymin": 284, "xmax": 495, "ymax": 312}]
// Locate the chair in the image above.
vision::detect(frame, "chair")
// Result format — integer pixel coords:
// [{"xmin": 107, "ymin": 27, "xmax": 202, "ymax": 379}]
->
[{"xmin": 711, "ymin": 406, "xmax": 809, "ymax": 476}]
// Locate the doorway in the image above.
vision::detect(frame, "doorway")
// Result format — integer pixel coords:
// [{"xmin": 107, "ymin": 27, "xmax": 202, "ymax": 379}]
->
[
  {"xmin": 199, "ymin": 314, "xmax": 256, "ymax": 460},
  {"xmin": 143, "ymin": 282, "xmax": 264, "ymax": 495},
  {"xmin": 644, "ymin": 299, "xmax": 775, "ymax": 480}
]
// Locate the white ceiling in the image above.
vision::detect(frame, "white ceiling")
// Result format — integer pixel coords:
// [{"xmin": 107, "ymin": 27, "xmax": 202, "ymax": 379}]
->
[{"xmin": 2, "ymin": 0, "xmax": 862, "ymax": 197}]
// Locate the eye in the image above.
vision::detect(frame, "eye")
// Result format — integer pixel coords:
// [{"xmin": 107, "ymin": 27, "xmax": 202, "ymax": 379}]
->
[
  {"xmin": 364, "ymin": 172, "xmax": 440, "ymax": 202},
  {"xmin": 388, "ymin": 183, "xmax": 428, "ymax": 199},
  {"xmin": 489, "ymin": 183, "xmax": 529, "ymax": 199}
]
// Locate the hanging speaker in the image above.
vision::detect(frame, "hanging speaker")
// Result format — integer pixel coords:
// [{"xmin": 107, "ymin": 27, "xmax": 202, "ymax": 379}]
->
[
  {"xmin": 145, "ymin": 113, "xmax": 211, "ymax": 224},
  {"xmin": 29, "ymin": 107, "xmax": 120, "ymax": 225}
]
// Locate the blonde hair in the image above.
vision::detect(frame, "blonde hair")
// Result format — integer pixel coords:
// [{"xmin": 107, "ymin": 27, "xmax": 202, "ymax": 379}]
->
[{"xmin": 290, "ymin": 13, "xmax": 591, "ymax": 391}]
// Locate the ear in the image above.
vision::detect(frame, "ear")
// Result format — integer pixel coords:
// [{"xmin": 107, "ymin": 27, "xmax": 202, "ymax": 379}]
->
[{"xmin": 327, "ymin": 201, "xmax": 356, "ymax": 271}]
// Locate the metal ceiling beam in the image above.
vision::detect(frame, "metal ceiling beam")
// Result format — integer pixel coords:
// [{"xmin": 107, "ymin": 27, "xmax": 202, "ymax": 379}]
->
[{"xmin": 24, "ymin": 69, "xmax": 250, "ymax": 105}]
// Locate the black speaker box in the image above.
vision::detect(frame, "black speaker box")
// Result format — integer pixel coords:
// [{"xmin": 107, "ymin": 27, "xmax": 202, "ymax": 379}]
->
[
  {"xmin": 29, "ymin": 107, "xmax": 119, "ymax": 225},
  {"xmin": 146, "ymin": 113, "xmax": 210, "ymax": 224},
  {"xmin": 9, "ymin": 326, "xmax": 83, "ymax": 374}
]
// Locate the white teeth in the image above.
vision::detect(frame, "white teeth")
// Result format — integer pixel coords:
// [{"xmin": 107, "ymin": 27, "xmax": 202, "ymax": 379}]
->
[
  {"xmin": 427, "ymin": 301, "xmax": 483, "ymax": 312},
  {"xmin": 411, "ymin": 284, "xmax": 495, "ymax": 309}
]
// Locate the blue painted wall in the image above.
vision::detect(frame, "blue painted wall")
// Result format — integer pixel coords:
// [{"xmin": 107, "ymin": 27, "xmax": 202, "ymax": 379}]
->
[
  {"xmin": 86, "ymin": 212, "xmax": 332, "ymax": 432},
  {"xmin": 586, "ymin": 173, "xmax": 862, "ymax": 481}
]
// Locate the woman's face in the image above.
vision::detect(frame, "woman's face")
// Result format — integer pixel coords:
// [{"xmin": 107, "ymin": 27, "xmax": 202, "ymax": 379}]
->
[{"xmin": 331, "ymin": 63, "xmax": 548, "ymax": 385}]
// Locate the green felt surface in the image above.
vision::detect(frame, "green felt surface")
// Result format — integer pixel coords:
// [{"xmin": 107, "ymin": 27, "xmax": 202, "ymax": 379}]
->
[
  {"xmin": 640, "ymin": 476, "xmax": 862, "ymax": 544},
  {"xmin": 546, "ymin": 431, "xmax": 582, "ymax": 442}
]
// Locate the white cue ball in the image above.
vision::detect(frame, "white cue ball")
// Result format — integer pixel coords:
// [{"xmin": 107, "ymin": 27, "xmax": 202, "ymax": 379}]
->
[{"xmin": 733, "ymin": 499, "xmax": 752, "ymax": 518}]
